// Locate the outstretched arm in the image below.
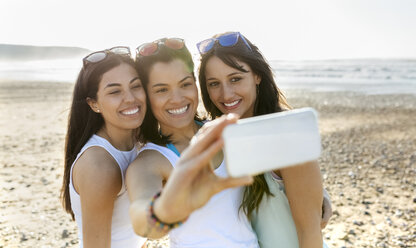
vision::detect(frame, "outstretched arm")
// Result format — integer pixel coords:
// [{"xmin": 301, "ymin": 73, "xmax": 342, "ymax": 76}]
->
[
  {"xmin": 154, "ymin": 114, "xmax": 253, "ymax": 222},
  {"xmin": 127, "ymin": 150, "xmax": 171, "ymax": 239},
  {"xmin": 127, "ymin": 114, "xmax": 253, "ymax": 238}
]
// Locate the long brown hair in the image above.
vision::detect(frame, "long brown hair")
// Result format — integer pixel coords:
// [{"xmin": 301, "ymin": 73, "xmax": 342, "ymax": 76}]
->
[
  {"xmin": 61, "ymin": 54, "xmax": 136, "ymax": 220},
  {"xmin": 198, "ymin": 32, "xmax": 291, "ymax": 219}
]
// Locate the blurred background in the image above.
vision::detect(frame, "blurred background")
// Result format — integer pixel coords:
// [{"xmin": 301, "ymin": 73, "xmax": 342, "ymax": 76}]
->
[
  {"xmin": 1, "ymin": 1, "xmax": 415, "ymax": 247},
  {"xmin": 1, "ymin": 0, "xmax": 415, "ymax": 93}
]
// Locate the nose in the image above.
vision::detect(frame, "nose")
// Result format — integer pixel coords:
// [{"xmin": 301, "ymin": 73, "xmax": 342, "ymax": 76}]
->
[
  {"xmin": 123, "ymin": 89, "xmax": 135, "ymax": 103},
  {"xmin": 170, "ymin": 88, "xmax": 184, "ymax": 103},
  {"xmin": 221, "ymin": 83, "xmax": 234, "ymax": 101}
]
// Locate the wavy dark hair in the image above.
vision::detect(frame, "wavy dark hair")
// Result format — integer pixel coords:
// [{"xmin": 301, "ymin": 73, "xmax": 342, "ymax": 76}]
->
[
  {"xmin": 135, "ymin": 38, "xmax": 203, "ymax": 145},
  {"xmin": 198, "ymin": 32, "xmax": 291, "ymax": 219},
  {"xmin": 61, "ymin": 53, "xmax": 136, "ymax": 220}
]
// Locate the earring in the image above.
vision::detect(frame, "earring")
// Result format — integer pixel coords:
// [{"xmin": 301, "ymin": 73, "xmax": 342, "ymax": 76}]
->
[{"xmin": 96, "ymin": 109, "xmax": 100, "ymax": 113}]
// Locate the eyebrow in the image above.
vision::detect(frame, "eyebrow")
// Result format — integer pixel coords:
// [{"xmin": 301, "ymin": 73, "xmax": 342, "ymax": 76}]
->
[
  {"xmin": 130, "ymin": 76, "xmax": 140, "ymax": 84},
  {"xmin": 104, "ymin": 76, "xmax": 140, "ymax": 88},
  {"xmin": 179, "ymin": 75, "xmax": 192, "ymax": 83},
  {"xmin": 206, "ymin": 72, "xmax": 244, "ymax": 81},
  {"xmin": 151, "ymin": 76, "xmax": 193, "ymax": 88}
]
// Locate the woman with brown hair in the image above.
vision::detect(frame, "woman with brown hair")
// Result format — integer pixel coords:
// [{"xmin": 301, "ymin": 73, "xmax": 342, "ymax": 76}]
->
[
  {"xmin": 60, "ymin": 47, "xmax": 148, "ymax": 247},
  {"xmin": 197, "ymin": 32, "xmax": 330, "ymax": 248}
]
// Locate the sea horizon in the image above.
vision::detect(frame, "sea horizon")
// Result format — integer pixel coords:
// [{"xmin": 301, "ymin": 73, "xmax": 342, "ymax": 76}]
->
[{"xmin": 1, "ymin": 57, "xmax": 415, "ymax": 95}]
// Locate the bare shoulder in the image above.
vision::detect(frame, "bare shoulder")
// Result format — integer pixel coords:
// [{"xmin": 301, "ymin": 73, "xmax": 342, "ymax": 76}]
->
[
  {"xmin": 126, "ymin": 149, "xmax": 173, "ymax": 202},
  {"xmin": 128, "ymin": 149, "xmax": 173, "ymax": 178},
  {"xmin": 73, "ymin": 146, "xmax": 122, "ymax": 196}
]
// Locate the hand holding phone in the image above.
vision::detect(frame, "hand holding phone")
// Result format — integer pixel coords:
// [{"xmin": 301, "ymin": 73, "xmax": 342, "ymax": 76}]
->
[{"xmin": 222, "ymin": 108, "xmax": 322, "ymax": 177}]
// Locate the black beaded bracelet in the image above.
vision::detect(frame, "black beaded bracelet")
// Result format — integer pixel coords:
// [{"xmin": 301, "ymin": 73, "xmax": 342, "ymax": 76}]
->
[{"xmin": 147, "ymin": 191, "xmax": 186, "ymax": 232}]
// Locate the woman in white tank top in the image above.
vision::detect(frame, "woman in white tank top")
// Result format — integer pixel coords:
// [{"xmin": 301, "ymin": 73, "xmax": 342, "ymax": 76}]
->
[
  {"xmin": 197, "ymin": 32, "xmax": 330, "ymax": 247},
  {"xmin": 126, "ymin": 38, "xmax": 258, "ymax": 247},
  {"xmin": 61, "ymin": 48, "xmax": 148, "ymax": 248}
]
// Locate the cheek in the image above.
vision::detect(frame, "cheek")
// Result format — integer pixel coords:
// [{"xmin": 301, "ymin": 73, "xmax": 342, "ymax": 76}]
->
[
  {"xmin": 242, "ymin": 82, "xmax": 257, "ymax": 98},
  {"xmin": 191, "ymin": 87, "xmax": 199, "ymax": 103},
  {"xmin": 150, "ymin": 103, "xmax": 164, "ymax": 119},
  {"xmin": 148, "ymin": 95, "xmax": 163, "ymax": 115},
  {"xmin": 134, "ymin": 89, "xmax": 146, "ymax": 102},
  {"xmin": 207, "ymin": 88, "xmax": 219, "ymax": 103},
  {"xmin": 98, "ymin": 96, "xmax": 116, "ymax": 110}
]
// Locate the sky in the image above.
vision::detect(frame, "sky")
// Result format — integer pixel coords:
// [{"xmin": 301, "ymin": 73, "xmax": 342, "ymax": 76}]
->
[{"xmin": 1, "ymin": 0, "xmax": 415, "ymax": 60}]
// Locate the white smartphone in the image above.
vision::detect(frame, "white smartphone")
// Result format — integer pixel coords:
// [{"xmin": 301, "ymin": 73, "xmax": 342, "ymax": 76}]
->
[{"xmin": 222, "ymin": 107, "xmax": 322, "ymax": 177}]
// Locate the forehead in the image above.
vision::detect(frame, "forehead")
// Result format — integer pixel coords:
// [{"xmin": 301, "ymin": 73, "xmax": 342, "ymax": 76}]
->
[
  {"xmin": 205, "ymin": 56, "xmax": 249, "ymax": 76},
  {"xmin": 99, "ymin": 63, "xmax": 138, "ymax": 87},
  {"xmin": 148, "ymin": 59, "xmax": 193, "ymax": 85}
]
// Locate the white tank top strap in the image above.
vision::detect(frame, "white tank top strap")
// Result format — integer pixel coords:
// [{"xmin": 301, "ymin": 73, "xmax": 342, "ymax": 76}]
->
[
  {"xmin": 139, "ymin": 142, "xmax": 227, "ymax": 176},
  {"xmin": 70, "ymin": 134, "xmax": 138, "ymax": 195},
  {"xmin": 139, "ymin": 142, "xmax": 179, "ymax": 166},
  {"xmin": 69, "ymin": 134, "xmax": 145, "ymax": 248}
]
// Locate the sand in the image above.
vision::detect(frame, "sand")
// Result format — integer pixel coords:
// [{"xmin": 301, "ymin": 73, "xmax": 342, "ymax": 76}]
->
[{"xmin": 0, "ymin": 80, "xmax": 415, "ymax": 248}]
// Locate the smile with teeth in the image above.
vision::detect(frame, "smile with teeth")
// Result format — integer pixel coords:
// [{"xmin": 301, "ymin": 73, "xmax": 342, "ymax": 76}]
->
[
  {"xmin": 121, "ymin": 107, "xmax": 139, "ymax": 116},
  {"xmin": 167, "ymin": 105, "xmax": 189, "ymax": 115},
  {"xmin": 223, "ymin": 100, "xmax": 241, "ymax": 107}
]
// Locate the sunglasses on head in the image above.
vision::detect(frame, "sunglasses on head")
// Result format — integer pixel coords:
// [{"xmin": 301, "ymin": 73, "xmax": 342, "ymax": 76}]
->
[
  {"xmin": 136, "ymin": 38, "xmax": 185, "ymax": 58},
  {"xmin": 196, "ymin": 32, "xmax": 252, "ymax": 55},
  {"xmin": 83, "ymin": 46, "xmax": 131, "ymax": 67}
]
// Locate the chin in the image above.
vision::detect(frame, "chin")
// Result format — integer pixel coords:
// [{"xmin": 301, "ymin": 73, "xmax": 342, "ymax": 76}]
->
[{"xmin": 173, "ymin": 117, "xmax": 195, "ymax": 129}]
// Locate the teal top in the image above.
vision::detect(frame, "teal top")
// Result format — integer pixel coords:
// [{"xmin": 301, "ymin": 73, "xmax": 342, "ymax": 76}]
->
[
  {"xmin": 166, "ymin": 120, "xmax": 204, "ymax": 156},
  {"xmin": 251, "ymin": 172, "xmax": 328, "ymax": 248}
]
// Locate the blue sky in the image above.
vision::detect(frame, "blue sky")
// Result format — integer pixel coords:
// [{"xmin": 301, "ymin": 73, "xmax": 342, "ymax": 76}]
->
[{"xmin": 1, "ymin": 0, "xmax": 415, "ymax": 60}]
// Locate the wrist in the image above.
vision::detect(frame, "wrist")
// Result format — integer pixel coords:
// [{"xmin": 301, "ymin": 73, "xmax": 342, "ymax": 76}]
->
[
  {"xmin": 153, "ymin": 193, "xmax": 175, "ymax": 223},
  {"xmin": 149, "ymin": 191, "xmax": 187, "ymax": 231}
]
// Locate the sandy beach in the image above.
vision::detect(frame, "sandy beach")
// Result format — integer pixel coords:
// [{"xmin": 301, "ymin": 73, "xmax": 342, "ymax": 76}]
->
[{"xmin": 0, "ymin": 80, "xmax": 415, "ymax": 248}]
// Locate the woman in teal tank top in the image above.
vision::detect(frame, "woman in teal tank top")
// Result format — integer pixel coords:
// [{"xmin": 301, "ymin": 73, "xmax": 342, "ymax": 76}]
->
[
  {"xmin": 126, "ymin": 38, "xmax": 257, "ymax": 247},
  {"xmin": 197, "ymin": 32, "xmax": 330, "ymax": 248}
]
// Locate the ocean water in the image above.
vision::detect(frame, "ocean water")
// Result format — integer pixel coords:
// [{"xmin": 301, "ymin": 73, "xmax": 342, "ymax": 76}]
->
[
  {"xmin": 1, "ymin": 58, "xmax": 415, "ymax": 95},
  {"xmin": 270, "ymin": 59, "xmax": 416, "ymax": 95},
  {"xmin": 0, "ymin": 58, "xmax": 82, "ymax": 83}
]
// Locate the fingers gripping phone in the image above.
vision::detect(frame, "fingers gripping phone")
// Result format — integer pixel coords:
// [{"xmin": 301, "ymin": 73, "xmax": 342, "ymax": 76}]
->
[{"xmin": 222, "ymin": 108, "xmax": 322, "ymax": 177}]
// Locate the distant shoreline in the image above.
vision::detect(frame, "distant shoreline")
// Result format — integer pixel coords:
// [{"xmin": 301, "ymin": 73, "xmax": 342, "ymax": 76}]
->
[
  {"xmin": 0, "ymin": 44, "xmax": 90, "ymax": 61},
  {"xmin": 1, "ymin": 57, "xmax": 415, "ymax": 95}
]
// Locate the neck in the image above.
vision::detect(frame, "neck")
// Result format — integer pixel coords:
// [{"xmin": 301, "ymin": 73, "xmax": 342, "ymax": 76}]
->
[
  {"xmin": 97, "ymin": 125, "xmax": 135, "ymax": 151},
  {"xmin": 160, "ymin": 121, "xmax": 199, "ymax": 153}
]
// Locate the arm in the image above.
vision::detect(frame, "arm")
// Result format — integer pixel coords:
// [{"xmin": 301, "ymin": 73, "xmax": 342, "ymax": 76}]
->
[
  {"xmin": 127, "ymin": 114, "xmax": 253, "ymax": 238},
  {"xmin": 72, "ymin": 147, "xmax": 122, "ymax": 248},
  {"xmin": 126, "ymin": 150, "xmax": 172, "ymax": 239},
  {"xmin": 321, "ymin": 188, "xmax": 332, "ymax": 229},
  {"xmin": 280, "ymin": 161, "xmax": 323, "ymax": 248},
  {"xmin": 154, "ymin": 115, "xmax": 253, "ymax": 224}
]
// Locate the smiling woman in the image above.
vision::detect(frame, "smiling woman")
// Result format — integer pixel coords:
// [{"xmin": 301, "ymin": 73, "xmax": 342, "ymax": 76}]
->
[
  {"xmin": 60, "ymin": 48, "xmax": 147, "ymax": 248},
  {"xmin": 146, "ymin": 59, "xmax": 199, "ymax": 131},
  {"xmin": 203, "ymin": 56, "xmax": 261, "ymax": 118},
  {"xmin": 134, "ymin": 38, "xmax": 204, "ymax": 146},
  {"xmin": 197, "ymin": 31, "xmax": 328, "ymax": 248},
  {"xmin": 86, "ymin": 66, "xmax": 145, "ymax": 133}
]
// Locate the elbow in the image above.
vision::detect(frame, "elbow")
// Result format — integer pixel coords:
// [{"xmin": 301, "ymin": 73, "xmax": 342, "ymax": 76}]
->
[
  {"xmin": 131, "ymin": 220, "xmax": 147, "ymax": 238},
  {"xmin": 129, "ymin": 203, "xmax": 149, "ymax": 238},
  {"xmin": 129, "ymin": 203, "xmax": 166, "ymax": 239}
]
